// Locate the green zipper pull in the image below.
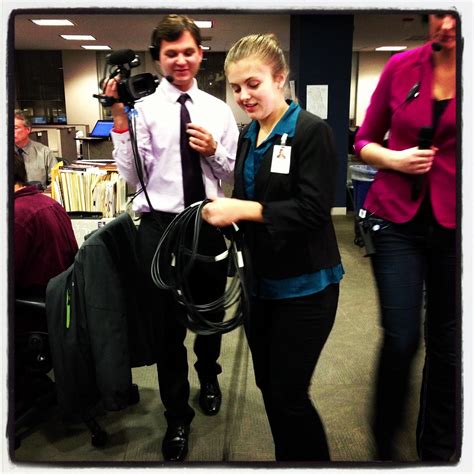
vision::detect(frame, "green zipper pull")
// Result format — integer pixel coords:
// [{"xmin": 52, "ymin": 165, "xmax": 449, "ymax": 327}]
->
[{"xmin": 66, "ymin": 287, "xmax": 71, "ymax": 329}]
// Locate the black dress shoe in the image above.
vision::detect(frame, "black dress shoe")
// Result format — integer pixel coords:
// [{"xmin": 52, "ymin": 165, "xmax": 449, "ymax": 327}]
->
[
  {"xmin": 162, "ymin": 424, "xmax": 190, "ymax": 461},
  {"xmin": 199, "ymin": 377, "xmax": 222, "ymax": 416},
  {"xmin": 374, "ymin": 438, "xmax": 395, "ymax": 461}
]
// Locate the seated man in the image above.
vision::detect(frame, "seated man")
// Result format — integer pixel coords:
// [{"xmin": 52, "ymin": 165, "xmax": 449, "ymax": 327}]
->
[
  {"xmin": 14, "ymin": 150, "xmax": 78, "ymax": 301},
  {"xmin": 14, "ymin": 112, "xmax": 57, "ymax": 189},
  {"xmin": 13, "ymin": 150, "xmax": 78, "ymax": 416}
]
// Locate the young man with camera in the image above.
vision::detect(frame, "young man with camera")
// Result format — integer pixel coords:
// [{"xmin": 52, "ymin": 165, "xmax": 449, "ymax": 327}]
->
[{"xmin": 104, "ymin": 14, "xmax": 238, "ymax": 462}]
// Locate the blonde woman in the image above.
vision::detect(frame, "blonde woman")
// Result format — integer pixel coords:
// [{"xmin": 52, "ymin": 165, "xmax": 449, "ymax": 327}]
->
[{"xmin": 202, "ymin": 34, "xmax": 343, "ymax": 461}]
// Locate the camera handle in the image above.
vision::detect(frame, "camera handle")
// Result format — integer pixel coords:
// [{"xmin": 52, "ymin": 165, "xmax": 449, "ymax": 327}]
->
[
  {"xmin": 92, "ymin": 66, "xmax": 126, "ymax": 107},
  {"xmin": 92, "ymin": 93, "xmax": 121, "ymax": 107},
  {"xmin": 92, "ymin": 62, "xmax": 133, "ymax": 108}
]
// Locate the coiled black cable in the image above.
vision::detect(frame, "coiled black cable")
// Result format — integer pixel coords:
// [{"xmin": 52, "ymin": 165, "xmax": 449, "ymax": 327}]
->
[
  {"xmin": 150, "ymin": 200, "xmax": 249, "ymax": 335},
  {"xmin": 125, "ymin": 108, "xmax": 248, "ymax": 335}
]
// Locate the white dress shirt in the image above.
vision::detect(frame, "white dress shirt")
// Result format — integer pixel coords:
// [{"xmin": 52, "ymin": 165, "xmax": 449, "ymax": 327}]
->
[{"xmin": 111, "ymin": 78, "xmax": 238, "ymax": 213}]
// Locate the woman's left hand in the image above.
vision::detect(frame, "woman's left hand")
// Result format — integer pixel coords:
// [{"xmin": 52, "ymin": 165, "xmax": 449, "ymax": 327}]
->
[
  {"xmin": 202, "ymin": 197, "xmax": 264, "ymax": 227},
  {"xmin": 202, "ymin": 197, "xmax": 241, "ymax": 227}
]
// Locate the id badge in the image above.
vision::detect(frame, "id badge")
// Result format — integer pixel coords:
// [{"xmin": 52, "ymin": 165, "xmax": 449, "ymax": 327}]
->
[{"xmin": 271, "ymin": 145, "xmax": 291, "ymax": 174}]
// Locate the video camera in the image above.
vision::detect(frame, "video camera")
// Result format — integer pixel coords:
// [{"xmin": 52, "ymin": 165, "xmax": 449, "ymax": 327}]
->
[{"xmin": 94, "ymin": 49, "xmax": 159, "ymax": 108}]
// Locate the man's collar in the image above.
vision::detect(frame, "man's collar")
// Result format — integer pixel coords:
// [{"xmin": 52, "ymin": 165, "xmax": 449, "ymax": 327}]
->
[
  {"xmin": 15, "ymin": 140, "xmax": 31, "ymax": 151},
  {"xmin": 14, "ymin": 184, "xmax": 40, "ymax": 198},
  {"xmin": 161, "ymin": 77, "xmax": 199, "ymax": 103}
]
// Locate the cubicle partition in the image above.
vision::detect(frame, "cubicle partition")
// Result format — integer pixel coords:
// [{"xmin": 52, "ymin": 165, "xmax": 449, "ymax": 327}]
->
[{"xmin": 31, "ymin": 125, "xmax": 77, "ymax": 163}]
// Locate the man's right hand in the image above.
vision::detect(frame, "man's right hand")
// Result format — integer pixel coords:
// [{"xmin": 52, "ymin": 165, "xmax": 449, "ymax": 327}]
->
[{"xmin": 103, "ymin": 78, "xmax": 128, "ymax": 131}]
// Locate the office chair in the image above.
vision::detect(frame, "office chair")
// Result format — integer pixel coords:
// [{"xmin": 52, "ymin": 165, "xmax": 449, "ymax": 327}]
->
[{"xmin": 13, "ymin": 295, "xmax": 112, "ymax": 449}]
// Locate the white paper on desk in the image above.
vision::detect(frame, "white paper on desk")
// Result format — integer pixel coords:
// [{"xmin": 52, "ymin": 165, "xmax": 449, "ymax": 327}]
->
[{"xmin": 307, "ymin": 85, "xmax": 328, "ymax": 119}]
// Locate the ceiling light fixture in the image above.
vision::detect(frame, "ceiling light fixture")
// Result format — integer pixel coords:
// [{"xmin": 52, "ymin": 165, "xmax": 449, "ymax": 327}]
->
[
  {"xmin": 61, "ymin": 35, "xmax": 96, "ymax": 41},
  {"xmin": 81, "ymin": 45, "xmax": 111, "ymax": 50},
  {"xmin": 195, "ymin": 20, "xmax": 213, "ymax": 29},
  {"xmin": 201, "ymin": 45, "xmax": 211, "ymax": 51},
  {"xmin": 30, "ymin": 19, "xmax": 74, "ymax": 26},
  {"xmin": 376, "ymin": 46, "xmax": 407, "ymax": 51}
]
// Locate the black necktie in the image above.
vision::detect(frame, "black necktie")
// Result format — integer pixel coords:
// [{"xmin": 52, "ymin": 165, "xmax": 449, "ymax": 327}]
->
[{"xmin": 177, "ymin": 94, "xmax": 206, "ymax": 207}]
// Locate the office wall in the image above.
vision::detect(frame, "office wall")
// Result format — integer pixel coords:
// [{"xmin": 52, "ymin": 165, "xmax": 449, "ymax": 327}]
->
[
  {"xmin": 355, "ymin": 51, "xmax": 391, "ymax": 126},
  {"xmin": 225, "ymin": 81, "xmax": 249, "ymax": 126},
  {"xmin": 349, "ymin": 52, "xmax": 358, "ymax": 124},
  {"xmin": 62, "ymin": 50, "xmax": 101, "ymax": 131}
]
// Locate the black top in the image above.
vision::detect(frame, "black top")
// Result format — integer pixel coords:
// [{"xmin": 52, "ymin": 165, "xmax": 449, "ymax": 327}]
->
[{"xmin": 433, "ymin": 98, "xmax": 451, "ymax": 131}]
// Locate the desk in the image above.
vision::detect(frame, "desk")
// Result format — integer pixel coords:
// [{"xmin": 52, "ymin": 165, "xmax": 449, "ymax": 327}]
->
[
  {"xmin": 75, "ymin": 137, "xmax": 114, "ymax": 160},
  {"xmin": 71, "ymin": 213, "xmax": 139, "ymax": 245},
  {"xmin": 71, "ymin": 218, "xmax": 114, "ymax": 244}
]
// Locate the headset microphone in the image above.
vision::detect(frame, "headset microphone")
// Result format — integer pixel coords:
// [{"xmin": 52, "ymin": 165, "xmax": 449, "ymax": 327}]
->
[{"xmin": 431, "ymin": 42, "xmax": 443, "ymax": 52}]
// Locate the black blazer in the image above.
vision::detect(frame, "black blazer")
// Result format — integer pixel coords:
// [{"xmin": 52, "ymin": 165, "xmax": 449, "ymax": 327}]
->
[{"xmin": 233, "ymin": 109, "xmax": 341, "ymax": 280}]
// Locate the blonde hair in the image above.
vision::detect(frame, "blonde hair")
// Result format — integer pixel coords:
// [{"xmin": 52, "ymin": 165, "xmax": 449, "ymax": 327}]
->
[{"xmin": 224, "ymin": 33, "xmax": 288, "ymax": 78}]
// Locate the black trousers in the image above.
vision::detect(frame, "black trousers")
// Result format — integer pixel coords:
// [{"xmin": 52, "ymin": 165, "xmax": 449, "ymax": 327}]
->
[
  {"xmin": 245, "ymin": 284, "xmax": 339, "ymax": 461},
  {"xmin": 369, "ymin": 208, "xmax": 459, "ymax": 461},
  {"xmin": 137, "ymin": 212, "xmax": 227, "ymax": 426}
]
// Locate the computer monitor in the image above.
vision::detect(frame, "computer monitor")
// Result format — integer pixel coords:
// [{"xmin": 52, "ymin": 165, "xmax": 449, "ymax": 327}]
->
[
  {"xmin": 89, "ymin": 120, "xmax": 114, "ymax": 138},
  {"xmin": 31, "ymin": 116, "xmax": 47, "ymax": 125}
]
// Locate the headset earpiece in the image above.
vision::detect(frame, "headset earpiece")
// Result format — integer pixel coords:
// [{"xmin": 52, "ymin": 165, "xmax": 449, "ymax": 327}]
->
[
  {"xmin": 149, "ymin": 27, "xmax": 159, "ymax": 61},
  {"xmin": 149, "ymin": 45, "xmax": 159, "ymax": 61}
]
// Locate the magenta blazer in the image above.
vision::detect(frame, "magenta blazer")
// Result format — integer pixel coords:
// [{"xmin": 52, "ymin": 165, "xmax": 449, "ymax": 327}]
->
[{"xmin": 354, "ymin": 42, "xmax": 457, "ymax": 229}]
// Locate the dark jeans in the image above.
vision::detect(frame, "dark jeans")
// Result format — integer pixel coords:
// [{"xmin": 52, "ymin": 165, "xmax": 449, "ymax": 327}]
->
[
  {"xmin": 138, "ymin": 212, "xmax": 227, "ymax": 426},
  {"xmin": 369, "ymin": 210, "xmax": 459, "ymax": 461},
  {"xmin": 246, "ymin": 284, "xmax": 339, "ymax": 461}
]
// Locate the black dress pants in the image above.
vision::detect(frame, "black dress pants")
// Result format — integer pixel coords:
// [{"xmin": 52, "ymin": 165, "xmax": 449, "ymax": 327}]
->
[
  {"xmin": 137, "ymin": 212, "xmax": 227, "ymax": 426},
  {"xmin": 245, "ymin": 284, "xmax": 339, "ymax": 461}
]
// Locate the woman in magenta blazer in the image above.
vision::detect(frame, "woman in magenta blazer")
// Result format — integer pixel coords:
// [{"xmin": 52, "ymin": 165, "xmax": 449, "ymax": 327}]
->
[{"xmin": 355, "ymin": 13, "xmax": 458, "ymax": 461}]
